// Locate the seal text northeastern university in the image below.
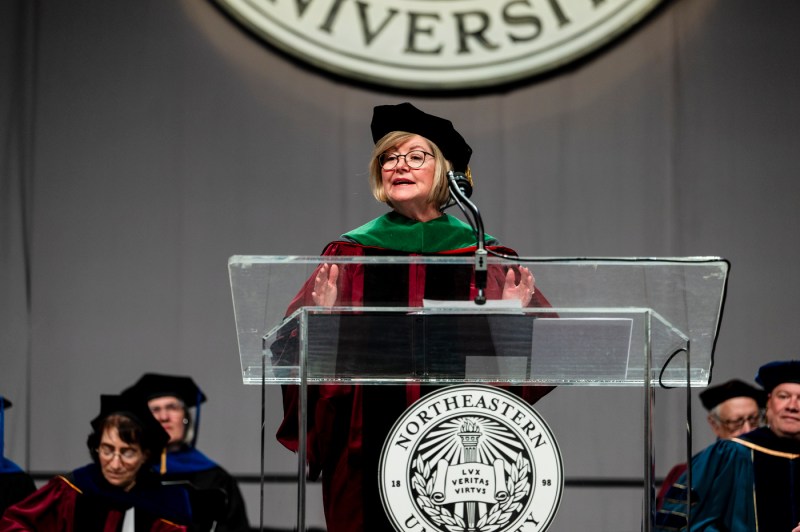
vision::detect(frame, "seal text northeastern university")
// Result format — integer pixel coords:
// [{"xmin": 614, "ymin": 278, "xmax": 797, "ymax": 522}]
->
[{"xmin": 215, "ymin": 0, "xmax": 663, "ymax": 90}]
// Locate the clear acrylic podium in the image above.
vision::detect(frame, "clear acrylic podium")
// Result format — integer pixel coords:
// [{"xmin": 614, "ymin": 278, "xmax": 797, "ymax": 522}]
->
[{"xmin": 228, "ymin": 255, "xmax": 729, "ymax": 531}]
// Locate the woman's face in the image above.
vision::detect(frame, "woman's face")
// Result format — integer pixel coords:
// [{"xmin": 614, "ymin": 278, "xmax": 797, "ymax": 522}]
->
[
  {"xmin": 380, "ymin": 135, "xmax": 440, "ymax": 221},
  {"xmin": 148, "ymin": 395, "xmax": 186, "ymax": 445},
  {"xmin": 98, "ymin": 426, "xmax": 146, "ymax": 491}
]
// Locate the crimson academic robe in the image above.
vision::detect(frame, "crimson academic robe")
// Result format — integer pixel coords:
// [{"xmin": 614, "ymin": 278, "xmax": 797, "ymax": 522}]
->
[
  {"xmin": 275, "ymin": 212, "xmax": 554, "ymax": 532},
  {"xmin": 0, "ymin": 464, "xmax": 190, "ymax": 532},
  {"xmin": 0, "ymin": 461, "xmax": 35, "ymax": 518},
  {"xmin": 656, "ymin": 462, "xmax": 687, "ymax": 510}
]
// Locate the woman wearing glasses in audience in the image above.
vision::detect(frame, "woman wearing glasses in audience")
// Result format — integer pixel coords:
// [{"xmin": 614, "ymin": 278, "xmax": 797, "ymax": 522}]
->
[
  {"xmin": 274, "ymin": 102, "xmax": 554, "ymax": 532},
  {"xmin": 0, "ymin": 395, "xmax": 191, "ymax": 531}
]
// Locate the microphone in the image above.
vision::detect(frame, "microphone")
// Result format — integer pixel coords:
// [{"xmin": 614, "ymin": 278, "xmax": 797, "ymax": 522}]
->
[
  {"xmin": 447, "ymin": 171, "xmax": 487, "ymax": 305},
  {"xmin": 448, "ymin": 171, "xmax": 473, "ymax": 199}
]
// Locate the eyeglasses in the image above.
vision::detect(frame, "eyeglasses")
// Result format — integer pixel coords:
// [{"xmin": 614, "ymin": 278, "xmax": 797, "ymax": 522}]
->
[
  {"xmin": 149, "ymin": 402, "xmax": 184, "ymax": 416},
  {"xmin": 97, "ymin": 444, "xmax": 141, "ymax": 463},
  {"xmin": 713, "ymin": 413, "xmax": 762, "ymax": 431},
  {"xmin": 378, "ymin": 150, "xmax": 434, "ymax": 170}
]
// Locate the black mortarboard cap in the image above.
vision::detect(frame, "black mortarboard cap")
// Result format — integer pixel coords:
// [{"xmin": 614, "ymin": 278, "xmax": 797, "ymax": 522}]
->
[
  {"xmin": 0, "ymin": 397, "xmax": 11, "ymax": 410},
  {"xmin": 122, "ymin": 373, "xmax": 206, "ymax": 407},
  {"xmin": 90, "ymin": 394, "xmax": 169, "ymax": 454},
  {"xmin": 755, "ymin": 360, "xmax": 800, "ymax": 392},
  {"xmin": 699, "ymin": 379, "xmax": 766, "ymax": 410},
  {"xmin": 371, "ymin": 102, "xmax": 472, "ymax": 172}
]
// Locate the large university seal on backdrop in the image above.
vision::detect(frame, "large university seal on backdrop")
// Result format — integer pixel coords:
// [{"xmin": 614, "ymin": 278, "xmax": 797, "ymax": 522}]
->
[
  {"xmin": 379, "ymin": 385, "xmax": 563, "ymax": 532},
  {"xmin": 213, "ymin": 0, "xmax": 664, "ymax": 90}
]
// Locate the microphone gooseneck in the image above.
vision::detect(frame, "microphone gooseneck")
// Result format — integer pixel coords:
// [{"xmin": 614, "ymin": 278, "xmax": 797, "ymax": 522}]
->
[
  {"xmin": 447, "ymin": 171, "xmax": 487, "ymax": 305},
  {"xmin": 449, "ymin": 171, "xmax": 473, "ymax": 199}
]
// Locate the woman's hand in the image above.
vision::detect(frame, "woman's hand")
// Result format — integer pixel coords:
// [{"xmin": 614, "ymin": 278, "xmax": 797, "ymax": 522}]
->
[
  {"xmin": 312, "ymin": 263, "xmax": 339, "ymax": 307},
  {"xmin": 501, "ymin": 266, "xmax": 535, "ymax": 306}
]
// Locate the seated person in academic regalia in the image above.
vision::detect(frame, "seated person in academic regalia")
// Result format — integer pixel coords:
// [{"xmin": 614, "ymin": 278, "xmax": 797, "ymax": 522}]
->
[
  {"xmin": 0, "ymin": 397, "xmax": 35, "ymax": 518},
  {"xmin": 655, "ymin": 378, "xmax": 765, "ymax": 509},
  {"xmin": 0, "ymin": 394, "xmax": 192, "ymax": 531},
  {"xmin": 122, "ymin": 373, "xmax": 250, "ymax": 532},
  {"xmin": 656, "ymin": 360, "xmax": 800, "ymax": 531}
]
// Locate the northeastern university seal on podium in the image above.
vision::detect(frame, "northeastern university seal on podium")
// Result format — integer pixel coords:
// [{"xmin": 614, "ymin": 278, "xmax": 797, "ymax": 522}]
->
[{"xmin": 379, "ymin": 385, "xmax": 563, "ymax": 532}]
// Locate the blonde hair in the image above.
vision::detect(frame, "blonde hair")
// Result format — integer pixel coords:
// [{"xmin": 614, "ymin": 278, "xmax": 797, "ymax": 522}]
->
[{"xmin": 368, "ymin": 132, "xmax": 453, "ymax": 209}]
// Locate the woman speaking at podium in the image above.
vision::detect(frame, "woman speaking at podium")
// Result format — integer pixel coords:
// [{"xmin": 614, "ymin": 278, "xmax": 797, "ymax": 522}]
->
[{"xmin": 275, "ymin": 102, "xmax": 553, "ymax": 532}]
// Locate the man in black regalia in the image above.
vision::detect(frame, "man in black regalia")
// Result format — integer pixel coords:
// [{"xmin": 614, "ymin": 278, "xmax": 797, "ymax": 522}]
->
[
  {"xmin": 655, "ymin": 378, "xmax": 766, "ymax": 509},
  {"xmin": 656, "ymin": 360, "xmax": 800, "ymax": 531},
  {"xmin": 122, "ymin": 373, "xmax": 250, "ymax": 532}
]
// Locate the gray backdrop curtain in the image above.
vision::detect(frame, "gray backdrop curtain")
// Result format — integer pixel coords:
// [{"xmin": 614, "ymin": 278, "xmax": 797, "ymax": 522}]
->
[{"xmin": 2, "ymin": 0, "xmax": 799, "ymax": 530}]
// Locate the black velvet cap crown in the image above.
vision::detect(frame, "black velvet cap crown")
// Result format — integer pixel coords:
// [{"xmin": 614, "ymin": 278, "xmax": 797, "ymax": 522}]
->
[
  {"xmin": 122, "ymin": 373, "xmax": 206, "ymax": 407},
  {"xmin": 699, "ymin": 379, "xmax": 766, "ymax": 410},
  {"xmin": 755, "ymin": 360, "xmax": 800, "ymax": 392},
  {"xmin": 90, "ymin": 394, "xmax": 170, "ymax": 452},
  {"xmin": 371, "ymin": 102, "xmax": 472, "ymax": 172}
]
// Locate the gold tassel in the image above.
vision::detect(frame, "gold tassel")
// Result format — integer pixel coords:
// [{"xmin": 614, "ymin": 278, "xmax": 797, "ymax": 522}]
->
[{"xmin": 160, "ymin": 448, "xmax": 167, "ymax": 474}]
